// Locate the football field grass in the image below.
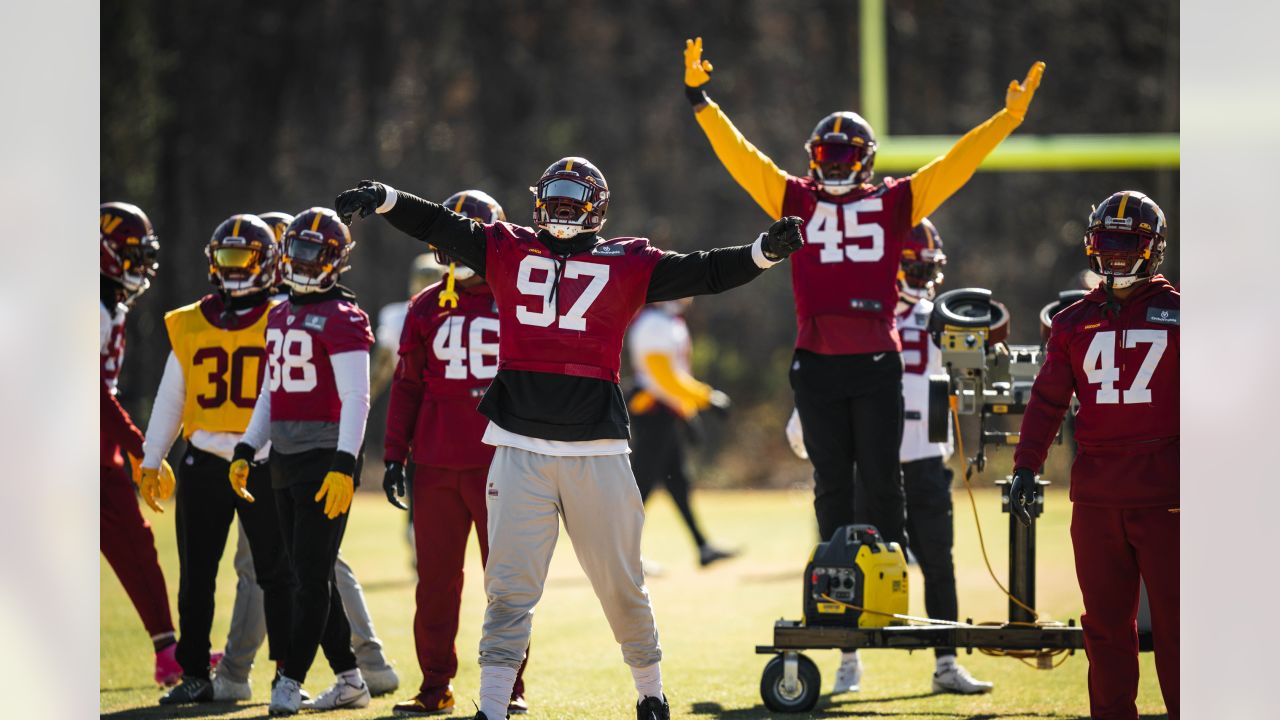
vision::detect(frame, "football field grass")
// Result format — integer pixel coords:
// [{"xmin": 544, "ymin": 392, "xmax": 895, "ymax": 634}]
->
[{"xmin": 101, "ymin": 486, "xmax": 1169, "ymax": 718}]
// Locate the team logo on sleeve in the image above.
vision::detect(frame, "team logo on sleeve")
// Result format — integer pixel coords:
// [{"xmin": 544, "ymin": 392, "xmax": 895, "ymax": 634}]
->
[
  {"xmin": 1146, "ymin": 307, "xmax": 1179, "ymax": 325},
  {"xmin": 591, "ymin": 244, "xmax": 624, "ymax": 256}
]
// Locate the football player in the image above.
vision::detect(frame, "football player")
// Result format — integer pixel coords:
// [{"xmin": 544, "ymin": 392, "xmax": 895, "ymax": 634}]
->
[
  {"xmin": 684, "ymin": 37, "xmax": 1043, "ymax": 687},
  {"xmin": 626, "ymin": 298, "xmax": 738, "ymax": 567},
  {"xmin": 785, "ymin": 219, "xmax": 992, "ymax": 694},
  {"xmin": 336, "ymin": 157, "xmax": 803, "ymax": 720},
  {"xmin": 137, "ymin": 214, "xmax": 291, "ymax": 705},
  {"xmin": 372, "ymin": 253, "xmax": 447, "ymax": 400},
  {"xmin": 217, "ymin": 211, "xmax": 400, "ymax": 700},
  {"xmin": 382, "ymin": 190, "xmax": 530, "ymax": 717},
  {"xmin": 99, "ymin": 201, "xmax": 180, "ymax": 687},
  {"xmin": 1011, "ymin": 192, "xmax": 1179, "ymax": 719},
  {"xmin": 231, "ymin": 208, "xmax": 376, "ymax": 716}
]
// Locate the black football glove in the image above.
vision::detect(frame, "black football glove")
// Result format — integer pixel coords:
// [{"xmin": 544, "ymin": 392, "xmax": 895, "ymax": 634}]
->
[
  {"xmin": 762, "ymin": 216, "xmax": 805, "ymax": 261},
  {"xmin": 334, "ymin": 180, "xmax": 387, "ymax": 225},
  {"xmin": 383, "ymin": 461, "xmax": 408, "ymax": 511},
  {"xmin": 1009, "ymin": 467, "xmax": 1036, "ymax": 528}
]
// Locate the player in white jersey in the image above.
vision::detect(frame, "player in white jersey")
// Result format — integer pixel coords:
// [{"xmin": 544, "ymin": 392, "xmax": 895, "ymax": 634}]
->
[{"xmin": 787, "ymin": 219, "xmax": 991, "ymax": 695}]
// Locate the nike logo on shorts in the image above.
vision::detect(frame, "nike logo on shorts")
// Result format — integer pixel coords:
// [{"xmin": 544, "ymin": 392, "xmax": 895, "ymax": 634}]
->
[{"xmin": 872, "ymin": 353, "xmax": 886, "ymax": 361}]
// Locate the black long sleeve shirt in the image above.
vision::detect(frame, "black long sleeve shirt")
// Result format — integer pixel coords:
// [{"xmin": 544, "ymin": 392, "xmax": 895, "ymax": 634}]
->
[{"xmin": 380, "ymin": 189, "xmax": 770, "ymax": 441}]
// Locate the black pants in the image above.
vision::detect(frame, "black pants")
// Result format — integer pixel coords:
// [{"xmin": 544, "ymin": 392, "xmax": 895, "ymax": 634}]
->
[
  {"xmin": 902, "ymin": 456, "xmax": 958, "ymax": 659},
  {"xmin": 631, "ymin": 406, "xmax": 707, "ymax": 550},
  {"xmin": 791, "ymin": 349, "xmax": 907, "ymax": 549},
  {"xmin": 272, "ymin": 448, "xmax": 358, "ymax": 683},
  {"xmin": 174, "ymin": 446, "xmax": 290, "ymax": 679}
]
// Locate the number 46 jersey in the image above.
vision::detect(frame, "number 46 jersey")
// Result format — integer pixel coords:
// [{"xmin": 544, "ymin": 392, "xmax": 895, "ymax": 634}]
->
[
  {"xmin": 385, "ymin": 282, "xmax": 499, "ymax": 469},
  {"xmin": 1015, "ymin": 276, "xmax": 1179, "ymax": 508}
]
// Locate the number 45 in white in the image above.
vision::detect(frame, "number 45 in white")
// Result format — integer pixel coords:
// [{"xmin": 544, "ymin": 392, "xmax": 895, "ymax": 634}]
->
[{"xmin": 1082, "ymin": 329, "xmax": 1167, "ymax": 404}]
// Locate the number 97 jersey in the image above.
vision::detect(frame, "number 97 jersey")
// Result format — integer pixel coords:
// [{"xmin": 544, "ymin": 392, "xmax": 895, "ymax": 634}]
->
[{"xmin": 265, "ymin": 296, "xmax": 374, "ymax": 423}]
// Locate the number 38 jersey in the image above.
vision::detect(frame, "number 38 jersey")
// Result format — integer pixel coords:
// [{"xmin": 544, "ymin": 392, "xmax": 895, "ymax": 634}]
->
[
  {"xmin": 1015, "ymin": 276, "xmax": 1180, "ymax": 508},
  {"xmin": 782, "ymin": 175, "xmax": 915, "ymax": 356},
  {"xmin": 265, "ymin": 292, "xmax": 374, "ymax": 425},
  {"xmin": 898, "ymin": 298, "xmax": 953, "ymax": 463},
  {"xmin": 163, "ymin": 294, "xmax": 273, "ymax": 436},
  {"xmin": 385, "ymin": 282, "xmax": 499, "ymax": 469},
  {"xmin": 484, "ymin": 222, "xmax": 663, "ymax": 383}
]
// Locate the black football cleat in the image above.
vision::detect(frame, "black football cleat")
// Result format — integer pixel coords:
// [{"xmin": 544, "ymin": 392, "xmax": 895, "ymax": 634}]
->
[
  {"xmin": 158, "ymin": 676, "xmax": 213, "ymax": 705},
  {"xmin": 698, "ymin": 543, "xmax": 740, "ymax": 568},
  {"xmin": 637, "ymin": 694, "xmax": 670, "ymax": 720}
]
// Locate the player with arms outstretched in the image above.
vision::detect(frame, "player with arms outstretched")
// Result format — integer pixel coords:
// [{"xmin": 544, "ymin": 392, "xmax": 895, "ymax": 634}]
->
[
  {"xmin": 140, "ymin": 214, "xmax": 292, "ymax": 705},
  {"xmin": 382, "ymin": 190, "xmax": 531, "ymax": 717},
  {"xmin": 336, "ymin": 158, "xmax": 803, "ymax": 720},
  {"xmin": 99, "ymin": 201, "xmax": 181, "ymax": 687},
  {"xmin": 1011, "ymin": 192, "xmax": 1179, "ymax": 719},
  {"xmin": 231, "ymin": 208, "xmax": 376, "ymax": 716},
  {"xmin": 683, "ymin": 37, "xmax": 1043, "ymax": 689}
]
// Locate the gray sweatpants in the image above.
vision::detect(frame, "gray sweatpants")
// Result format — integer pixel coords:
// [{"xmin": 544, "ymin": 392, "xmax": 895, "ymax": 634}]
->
[
  {"xmin": 219, "ymin": 519, "xmax": 392, "ymax": 682},
  {"xmin": 479, "ymin": 446, "xmax": 661, "ymax": 669}
]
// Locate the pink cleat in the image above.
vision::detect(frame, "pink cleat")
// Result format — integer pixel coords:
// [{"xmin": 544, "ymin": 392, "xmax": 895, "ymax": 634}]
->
[{"xmin": 155, "ymin": 643, "xmax": 182, "ymax": 687}]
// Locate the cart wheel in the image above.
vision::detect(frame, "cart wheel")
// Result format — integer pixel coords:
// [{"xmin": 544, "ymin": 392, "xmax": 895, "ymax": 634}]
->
[{"xmin": 760, "ymin": 652, "xmax": 821, "ymax": 713}]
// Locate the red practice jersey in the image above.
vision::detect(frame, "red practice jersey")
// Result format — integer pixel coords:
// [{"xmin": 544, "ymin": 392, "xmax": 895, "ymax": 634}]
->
[
  {"xmin": 100, "ymin": 300, "xmax": 142, "ymax": 467},
  {"xmin": 265, "ymin": 295, "xmax": 374, "ymax": 423},
  {"xmin": 1015, "ymin": 276, "xmax": 1180, "ymax": 507},
  {"xmin": 484, "ymin": 222, "xmax": 663, "ymax": 383},
  {"xmin": 782, "ymin": 175, "xmax": 915, "ymax": 355},
  {"xmin": 385, "ymin": 282, "xmax": 499, "ymax": 469}
]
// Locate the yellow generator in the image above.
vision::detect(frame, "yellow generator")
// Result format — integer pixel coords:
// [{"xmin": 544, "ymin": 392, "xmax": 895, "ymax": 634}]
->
[{"xmin": 802, "ymin": 524, "xmax": 908, "ymax": 627}]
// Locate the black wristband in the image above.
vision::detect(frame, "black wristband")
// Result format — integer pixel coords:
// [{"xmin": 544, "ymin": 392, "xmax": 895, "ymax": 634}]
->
[
  {"xmin": 330, "ymin": 450, "xmax": 358, "ymax": 476},
  {"xmin": 685, "ymin": 85, "xmax": 709, "ymax": 107},
  {"xmin": 232, "ymin": 442, "xmax": 256, "ymax": 464}
]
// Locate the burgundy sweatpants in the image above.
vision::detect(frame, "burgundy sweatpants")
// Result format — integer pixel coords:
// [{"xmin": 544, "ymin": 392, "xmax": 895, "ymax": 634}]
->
[
  {"xmin": 413, "ymin": 466, "xmax": 527, "ymax": 694},
  {"xmin": 101, "ymin": 464, "xmax": 174, "ymax": 638},
  {"xmin": 1070, "ymin": 503, "xmax": 1179, "ymax": 719}
]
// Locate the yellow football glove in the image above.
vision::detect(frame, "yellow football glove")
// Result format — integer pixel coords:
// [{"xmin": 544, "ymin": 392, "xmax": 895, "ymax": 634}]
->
[
  {"xmin": 136, "ymin": 466, "xmax": 164, "ymax": 513},
  {"xmin": 228, "ymin": 459, "xmax": 255, "ymax": 503},
  {"xmin": 684, "ymin": 37, "xmax": 714, "ymax": 87},
  {"xmin": 1005, "ymin": 60, "xmax": 1046, "ymax": 122},
  {"xmin": 156, "ymin": 459, "xmax": 176, "ymax": 501},
  {"xmin": 315, "ymin": 471, "xmax": 354, "ymax": 520},
  {"xmin": 127, "ymin": 452, "xmax": 144, "ymax": 487}
]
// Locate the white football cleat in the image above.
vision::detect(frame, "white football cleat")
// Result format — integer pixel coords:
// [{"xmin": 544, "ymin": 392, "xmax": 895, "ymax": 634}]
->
[
  {"xmin": 831, "ymin": 650, "xmax": 862, "ymax": 694},
  {"xmin": 932, "ymin": 663, "xmax": 994, "ymax": 694},
  {"xmin": 212, "ymin": 672, "xmax": 252, "ymax": 701},
  {"xmin": 303, "ymin": 669, "xmax": 371, "ymax": 710},
  {"xmin": 361, "ymin": 664, "xmax": 400, "ymax": 697},
  {"xmin": 269, "ymin": 675, "xmax": 302, "ymax": 716}
]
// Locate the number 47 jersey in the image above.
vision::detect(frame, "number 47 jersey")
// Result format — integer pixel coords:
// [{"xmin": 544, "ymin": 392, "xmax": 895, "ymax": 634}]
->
[{"xmin": 1015, "ymin": 276, "xmax": 1180, "ymax": 508}]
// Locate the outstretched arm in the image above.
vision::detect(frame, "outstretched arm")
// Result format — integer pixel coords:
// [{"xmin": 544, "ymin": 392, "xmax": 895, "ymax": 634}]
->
[
  {"xmin": 684, "ymin": 37, "xmax": 789, "ymax": 221},
  {"xmin": 646, "ymin": 216, "xmax": 803, "ymax": 302},
  {"xmin": 335, "ymin": 182, "xmax": 488, "ymax": 276},
  {"xmin": 909, "ymin": 61, "xmax": 1045, "ymax": 225}
]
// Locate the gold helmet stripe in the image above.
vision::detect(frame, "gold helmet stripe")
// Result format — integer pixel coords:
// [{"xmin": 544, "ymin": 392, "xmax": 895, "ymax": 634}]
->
[
  {"xmin": 310, "ymin": 211, "xmax": 323, "ymax": 232},
  {"xmin": 1115, "ymin": 192, "xmax": 1130, "ymax": 220},
  {"xmin": 232, "ymin": 216, "xmax": 242, "ymax": 237},
  {"xmin": 564, "ymin": 159, "xmax": 574, "ymax": 172},
  {"xmin": 833, "ymin": 116, "xmax": 843, "ymax": 134},
  {"xmin": 454, "ymin": 195, "xmax": 467, "ymax": 213}
]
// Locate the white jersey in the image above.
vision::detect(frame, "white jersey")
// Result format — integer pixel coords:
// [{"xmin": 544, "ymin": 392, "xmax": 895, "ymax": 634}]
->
[
  {"xmin": 899, "ymin": 298, "xmax": 952, "ymax": 463},
  {"xmin": 376, "ymin": 300, "xmax": 410, "ymax": 350},
  {"xmin": 100, "ymin": 300, "xmax": 128, "ymax": 393},
  {"xmin": 628, "ymin": 306, "xmax": 691, "ymax": 398}
]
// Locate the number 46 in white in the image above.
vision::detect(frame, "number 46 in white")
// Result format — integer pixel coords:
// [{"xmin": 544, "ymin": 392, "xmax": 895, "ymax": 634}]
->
[{"xmin": 1082, "ymin": 329, "xmax": 1167, "ymax": 404}]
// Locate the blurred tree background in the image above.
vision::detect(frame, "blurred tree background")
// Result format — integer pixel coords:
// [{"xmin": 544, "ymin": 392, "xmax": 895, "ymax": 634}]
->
[{"xmin": 102, "ymin": 0, "xmax": 1178, "ymax": 488}]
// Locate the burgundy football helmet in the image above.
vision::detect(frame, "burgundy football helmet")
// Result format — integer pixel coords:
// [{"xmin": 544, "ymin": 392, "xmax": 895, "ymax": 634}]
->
[
  {"xmin": 100, "ymin": 201, "xmax": 160, "ymax": 297},
  {"xmin": 899, "ymin": 218, "xmax": 947, "ymax": 302},
  {"xmin": 1084, "ymin": 191, "xmax": 1167, "ymax": 289},
  {"xmin": 258, "ymin": 211, "xmax": 294, "ymax": 290},
  {"xmin": 805, "ymin": 112, "xmax": 877, "ymax": 193},
  {"xmin": 530, "ymin": 157, "xmax": 609, "ymax": 238},
  {"xmin": 207, "ymin": 214, "xmax": 279, "ymax": 296},
  {"xmin": 280, "ymin": 207, "xmax": 354, "ymax": 293},
  {"xmin": 439, "ymin": 189, "xmax": 505, "ymax": 279}
]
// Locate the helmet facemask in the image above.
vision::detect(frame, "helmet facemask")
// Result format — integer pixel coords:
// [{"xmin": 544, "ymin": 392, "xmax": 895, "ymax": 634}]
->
[
  {"xmin": 1084, "ymin": 229, "xmax": 1163, "ymax": 290},
  {"xmin": 283, "ymin": 229, "xmax": 347, "ymax": 293},
  {"xmin": 898, "ymin": 247, "xmax": 946, "ymax": 302},
  {"xmin": 532, "ymin": 175, "xmax": 607, "ymax": 239}
]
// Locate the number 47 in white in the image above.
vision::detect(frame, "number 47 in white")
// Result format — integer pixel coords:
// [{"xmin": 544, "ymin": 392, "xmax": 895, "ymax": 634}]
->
[{"xmin": 1082, "ymin": 329, "xmax": 1167, "ymax": 404}]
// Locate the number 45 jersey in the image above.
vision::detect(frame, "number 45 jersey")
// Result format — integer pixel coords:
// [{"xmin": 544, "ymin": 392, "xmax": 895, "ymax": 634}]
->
[
  {"xmin": 265, "ymin": 291, "xmax": 374, "ymax": 449},
  {"xmin": 385, "ymin": 282, "xmax": 499, "ymax": 469},
  {"xmin": 1015, "ymin": 276, "xmax": 1179, "ymax": 507}
]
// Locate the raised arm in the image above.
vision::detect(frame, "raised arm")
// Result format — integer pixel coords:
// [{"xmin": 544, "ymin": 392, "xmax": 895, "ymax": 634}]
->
[
  {"xmin": 909, "ymin": 61, "xmax": 1045, "ymax": 226},
  {"xmin": 335, "ymin": 181, "xmax": 488, "ymax": 276},
  {"xmin": 646, "ymin": 217, "xmax": 804, "ymax": 302},
  {"xmin": 684, "ymin": 38, "xmax": 789, "ymax": 221}
]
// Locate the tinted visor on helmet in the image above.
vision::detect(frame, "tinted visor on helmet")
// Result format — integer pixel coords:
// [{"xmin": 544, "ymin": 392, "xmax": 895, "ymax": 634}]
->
[
  {"xmin": 287, "ymin": 231, "xmax": 327, "ymax": 263},
  {"xmin": 1088, "ymin": 230, "xmax": 1145, "ymax": 252},
  {"xmin": 811, "ymin": 142, "xmax": 868, "ymax": 165},
  {"xmin": 213, "ymin": 247, "xmax": 259, "ymax": 268},
  {"xmin": 538, "ymin": 178, "xmax": 592, "ymax": 201},
  {"xmin": 120, "ymin": 239, "xmax": 160, "ymax": 276}
]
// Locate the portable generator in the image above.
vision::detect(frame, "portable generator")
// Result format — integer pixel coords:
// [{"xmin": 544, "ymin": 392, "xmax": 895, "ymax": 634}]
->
[{"xmin": 802, "ymin": 524, "xmax": 909, "ymax": 627}]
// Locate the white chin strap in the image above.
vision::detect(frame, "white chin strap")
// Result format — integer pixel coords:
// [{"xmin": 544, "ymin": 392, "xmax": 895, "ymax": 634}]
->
[
  {"xmin": 1107, "ymin": 274, "xmax": 1142, "ymax": 289},
  {"xmin": 452, "ymin": 264, "xmax": 475, "ymax": 281},
  {"xmin": 820, "ymin": 183, "xmax": 855, "ymax": 196}
]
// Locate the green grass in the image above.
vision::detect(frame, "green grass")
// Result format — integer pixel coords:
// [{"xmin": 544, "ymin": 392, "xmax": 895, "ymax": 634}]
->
[{"xmin": 101, "ymin": 486, "xmax": 1169, "ymax": 718}]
